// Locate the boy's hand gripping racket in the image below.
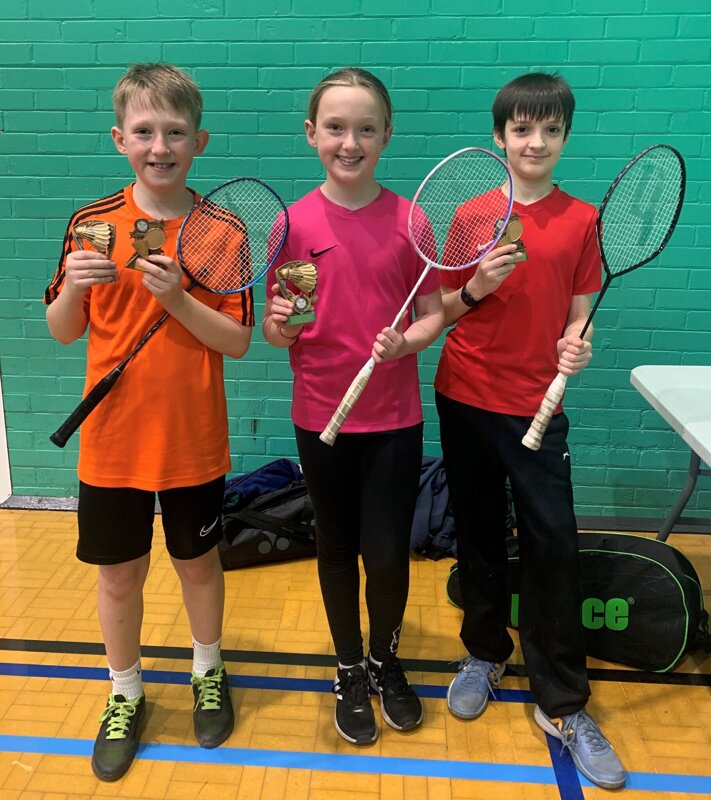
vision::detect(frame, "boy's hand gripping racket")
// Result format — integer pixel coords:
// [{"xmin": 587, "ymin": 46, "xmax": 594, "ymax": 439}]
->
[
  {"xmin": 522, "ymin": 144, "xmax": 686, "ymax": 451},
  {"xmin": 319, "ymin": 147, "xmax": 514, "ymax": 446},
  {"xmin": 50, "ymin": 177, "xmax": 288, "ymax": 448}
]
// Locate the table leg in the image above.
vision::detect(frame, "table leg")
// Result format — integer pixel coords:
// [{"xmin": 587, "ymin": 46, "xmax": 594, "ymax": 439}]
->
[{"xmin": 657, "ymin": 451, "xmax": 701, "ymax": 542}]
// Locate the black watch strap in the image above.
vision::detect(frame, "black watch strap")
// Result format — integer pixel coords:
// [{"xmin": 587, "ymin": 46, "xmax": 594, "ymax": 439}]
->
[{"xmin": 460, "ymin": 284, "xmax": 480, "ymax": 308}]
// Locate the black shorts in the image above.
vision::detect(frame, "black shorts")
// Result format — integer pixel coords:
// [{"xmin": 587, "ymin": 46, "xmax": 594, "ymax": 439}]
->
[{"xmin": 77, "ymin": 476, "xmax": 225, "ymax": 565}]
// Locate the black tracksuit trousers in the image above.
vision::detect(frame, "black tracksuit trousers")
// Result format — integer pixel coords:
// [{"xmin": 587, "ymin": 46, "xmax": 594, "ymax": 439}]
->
[{"xmin": 436, "ymin": 392, "xmax": 590, "ymax": 718}]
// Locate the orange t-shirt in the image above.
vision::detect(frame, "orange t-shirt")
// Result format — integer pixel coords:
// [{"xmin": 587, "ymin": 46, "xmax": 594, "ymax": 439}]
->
[{"xmin": 45, "ymin": 184, "xmax": 254, "ymax": 491}]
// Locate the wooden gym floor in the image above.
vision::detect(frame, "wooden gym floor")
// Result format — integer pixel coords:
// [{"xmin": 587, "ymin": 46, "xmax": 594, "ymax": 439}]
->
[{"xmin": 0, "ymin": 508, "xmax": 709, "ymax": 799}]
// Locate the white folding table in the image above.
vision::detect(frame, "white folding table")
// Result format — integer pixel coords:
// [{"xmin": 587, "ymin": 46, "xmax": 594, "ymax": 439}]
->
[{"xmin": 630, "ymin": 365, "xmax": 711, "ymax": 541}]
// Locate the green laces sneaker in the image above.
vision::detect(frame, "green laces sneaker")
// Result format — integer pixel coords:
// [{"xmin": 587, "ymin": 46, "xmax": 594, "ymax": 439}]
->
[
  {"xmin": 191, "ymin": 663, "xmax": 235, "ymax": 748},
  {"xmin": 91, "ymin": 693, "xmax": 146, "ymax": 782}
]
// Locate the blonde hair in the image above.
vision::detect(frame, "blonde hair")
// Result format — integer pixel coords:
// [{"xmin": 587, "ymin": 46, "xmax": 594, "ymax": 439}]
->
[
  {"xmin": 308, "ymin": 67, "xmax": 392, "ymax": 130},
  {"xmin": 113, "ymin": 63, "xmax": 203, "ymax": 129}
]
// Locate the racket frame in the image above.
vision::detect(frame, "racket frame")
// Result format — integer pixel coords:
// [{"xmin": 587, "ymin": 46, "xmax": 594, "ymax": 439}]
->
[
  {"xmin": 177, "ymin": 176, "xmax": 288, "ymax": 293},
  {"xmin": 521, "ymin": 144, "xmax": 686, "ymax": 451}
]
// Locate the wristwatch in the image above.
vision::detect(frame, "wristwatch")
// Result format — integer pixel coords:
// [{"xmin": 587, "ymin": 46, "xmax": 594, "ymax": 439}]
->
[{"xmin": 460, "ymin": 284, "xmax": 481, "ymax": 308}]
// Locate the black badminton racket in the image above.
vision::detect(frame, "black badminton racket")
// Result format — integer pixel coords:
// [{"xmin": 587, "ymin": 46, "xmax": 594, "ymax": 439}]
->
[
  {"xmin": 522, "ymin": 144, "xmax": 686, "ymax": 451},
  {"xmin": 50, "ymin": 177, "xmax": 288, "ymax": 448},
  {"xmin": 320, "ymin": 147, "xmax": 514, "ymax": 445}
]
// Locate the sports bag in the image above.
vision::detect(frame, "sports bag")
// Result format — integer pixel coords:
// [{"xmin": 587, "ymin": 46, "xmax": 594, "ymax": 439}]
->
[
  {"xmin": 223, "ymin": 458, "xmax": 304, "ymax": 511},
  {"xmin": 219, "ymin": 460, "xmax": 316, "ymax": 570},
  {"xmin": 446, "ymin": 532, "xmax": 710, "ymax": 672}
]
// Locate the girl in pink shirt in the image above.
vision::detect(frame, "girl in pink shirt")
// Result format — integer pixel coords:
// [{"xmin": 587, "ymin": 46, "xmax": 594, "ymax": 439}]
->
[{"xmin": 263, "ymin": 67, "xmax": 443, "ymax": 745}]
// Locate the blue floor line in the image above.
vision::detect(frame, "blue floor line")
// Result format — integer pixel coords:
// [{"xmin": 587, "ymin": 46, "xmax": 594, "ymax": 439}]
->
[
  {"xmin": 0, "ymin": 661, "xmax": 533, "ymax": 703},
  {"xmin": 4, "ymin": 663, "xmax": 711, "ymax": 794},
  {"xmin": 543, "ymin": 731, "xmax": 585, "ymax": 800},
  {"xmin": 0, "ymin": 734, "xmax": 557, "ymax": 784},
  {"xmin": 1, "ymin": 735, "xmax": 710, "ymax": 793}
]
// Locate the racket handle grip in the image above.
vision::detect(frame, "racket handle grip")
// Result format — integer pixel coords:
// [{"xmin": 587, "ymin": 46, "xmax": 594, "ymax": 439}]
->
[
  {"xmin": 49, "ymin": 367, "xmax": 124, "ymax": 448},
  {"xmin": 319, "ymin": 359, "xmax": 375, "ymax": 446},
  {"xmin": 521, "ymin": 372, "xmax": 568, "ymax": 451}
]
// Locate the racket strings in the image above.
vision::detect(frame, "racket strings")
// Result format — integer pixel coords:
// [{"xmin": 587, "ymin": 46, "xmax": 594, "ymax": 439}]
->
[
  {"xmin": 599, "ymin": 148, "xmax": 683, "ymax": 276},
  {"xmin": 410, "ymin": 149, "xmax": 512, "ymax": 270},
  {"xmin": 179, "ymin": 181, "xmax": 287, "ymax": 294}
]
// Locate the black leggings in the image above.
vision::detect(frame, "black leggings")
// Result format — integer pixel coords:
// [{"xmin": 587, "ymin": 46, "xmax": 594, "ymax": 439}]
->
[{"xmin": 295, "ymin": 424, "xmax": 422, "ymax": 665}]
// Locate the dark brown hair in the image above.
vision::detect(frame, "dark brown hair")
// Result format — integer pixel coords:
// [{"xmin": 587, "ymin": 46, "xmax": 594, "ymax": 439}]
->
[{"xmin": 492, "ymin": 72, "xmax": 574, "ymax": 138}]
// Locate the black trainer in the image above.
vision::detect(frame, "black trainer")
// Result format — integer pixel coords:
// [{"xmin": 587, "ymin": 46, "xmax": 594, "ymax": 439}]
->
[
  {"xmin": 332, "ymin": 663, "xmax": 378, "ymax": 744},
  {"xmin": 91, "ymin": 693, "xmax": 146, "ymax": 782},
  {"xmin": 191, "ymin": 663, "xmax": 235, "ymax": 748},
  {"xmin": 368, "ymin": 655, "xmax": 423, "ymax": 731}
]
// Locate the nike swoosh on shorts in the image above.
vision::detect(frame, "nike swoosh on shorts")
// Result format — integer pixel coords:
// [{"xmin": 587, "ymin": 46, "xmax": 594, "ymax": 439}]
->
[{"xmin": 199, "ymin": 516, "xmax": 219, "ymax": 537}]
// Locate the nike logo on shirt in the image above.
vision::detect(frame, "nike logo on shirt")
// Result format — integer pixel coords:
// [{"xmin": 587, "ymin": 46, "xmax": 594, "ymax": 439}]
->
[
  {"xmin": 199, "ymin": 516, "xmax": 219, "ymax": 537},
  {"xmin": 309, "ymin": 245, "xmax": 337, "ymax": 258}
]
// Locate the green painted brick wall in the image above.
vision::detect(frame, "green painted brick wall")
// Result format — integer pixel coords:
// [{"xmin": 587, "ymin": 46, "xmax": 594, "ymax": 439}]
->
[{"xmin": 0, "ymin": 1, "xmax": 709, "ymax": 521}]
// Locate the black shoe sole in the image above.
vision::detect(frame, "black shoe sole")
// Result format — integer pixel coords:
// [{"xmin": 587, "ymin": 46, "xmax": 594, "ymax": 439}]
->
[
  {"xmin": 195, "ymin": 714, "xmax": 235, "ymax": 749},
  {"xmin": 91, "ymin": 747, "xmax": 139, "ymax": 782}
]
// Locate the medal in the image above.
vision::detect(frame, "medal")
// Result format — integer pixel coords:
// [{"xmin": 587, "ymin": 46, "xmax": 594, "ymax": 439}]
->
[{"xmin": 125, "ymin": 218, "xmax": 167, "ymax": 270}]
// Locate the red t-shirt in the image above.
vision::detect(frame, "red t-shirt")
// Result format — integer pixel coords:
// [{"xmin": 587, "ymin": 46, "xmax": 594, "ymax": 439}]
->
[
  {"xmin": 45, "ymin": 184, "xmax": 254, "ymax": 490},
  {"xmin": 435, "ymin": 187, "xmax": 601, "ymax": 416}
]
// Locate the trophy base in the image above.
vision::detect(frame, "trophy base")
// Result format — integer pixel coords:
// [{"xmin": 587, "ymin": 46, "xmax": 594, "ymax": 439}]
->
[{"xmin": 287, "ymin": 311, "xmax": 315, "ymax": 325}]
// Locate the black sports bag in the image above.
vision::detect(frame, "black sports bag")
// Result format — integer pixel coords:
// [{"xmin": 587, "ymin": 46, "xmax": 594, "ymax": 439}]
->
[
  {"xmin": 446, "ymin": 531, "xmax": 710, "ymax": 672},
  {"xmin": 219, "ymin": 481, "xmax": 316, "ymax": 569}
]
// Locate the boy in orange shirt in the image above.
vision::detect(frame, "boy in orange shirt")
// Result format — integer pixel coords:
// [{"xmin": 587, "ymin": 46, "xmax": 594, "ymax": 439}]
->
[{"xmin": 45, "ymin": 64, "xmax": 252, "ymax": 781}]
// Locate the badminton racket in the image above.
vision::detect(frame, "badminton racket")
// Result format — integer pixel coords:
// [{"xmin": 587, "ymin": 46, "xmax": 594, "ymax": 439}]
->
[
  {"xmin": 522, "ymin": 144, "xmax": 686, "ymax": 451},
  {"xmin": 50, "ymin": 177, "xmax": 288, "ymax": 448},
  {"xmin": 319, "ymin": 147, "xmax": 514, "ymax": 446}
]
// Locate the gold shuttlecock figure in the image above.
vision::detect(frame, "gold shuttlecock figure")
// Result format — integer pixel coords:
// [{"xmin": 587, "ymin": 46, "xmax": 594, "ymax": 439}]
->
[
  {"xmin": 276, "ymin": 260, "xmax": 318, "ymax": 324},
  {"xmin": 72, "ymin": 220, "xmax": 116, "ymax": 257}
]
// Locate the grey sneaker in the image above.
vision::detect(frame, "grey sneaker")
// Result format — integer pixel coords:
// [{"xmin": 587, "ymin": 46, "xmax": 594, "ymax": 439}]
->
[
  {"xmin": 447, "ymin": 656, "xmax": 505, "ymax": 719},
  {"xmin": 534, "ymin": 706, "xmax": 626, "ymax": 790}
]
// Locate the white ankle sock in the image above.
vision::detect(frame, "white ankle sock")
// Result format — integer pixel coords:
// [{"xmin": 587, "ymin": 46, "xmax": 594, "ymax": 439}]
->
[
  {"xmin": 192, "ymin": 637, "xmax": 222, "ymax": 677},
  {"xmin": 109, "ymin": 659, "xmax": 143, "ymax": 701}
]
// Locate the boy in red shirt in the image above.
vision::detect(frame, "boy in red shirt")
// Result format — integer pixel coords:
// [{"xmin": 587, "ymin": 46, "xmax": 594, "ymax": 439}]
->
[{"xmin": 436, "ymin": 73, "xmax": 626, "ymax": 790}]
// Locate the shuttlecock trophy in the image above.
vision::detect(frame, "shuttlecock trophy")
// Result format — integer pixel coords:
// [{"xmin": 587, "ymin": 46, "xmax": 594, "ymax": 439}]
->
[
  {"xmin": 275, "ymin": 260, "xmax": 318, "ymax": 324},
  {"xmin": 71, "ymin": 220, "xmax": 117, "ymax": 258}
]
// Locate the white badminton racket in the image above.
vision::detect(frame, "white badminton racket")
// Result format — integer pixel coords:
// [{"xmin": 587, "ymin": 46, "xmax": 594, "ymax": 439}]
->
[{"xmin": 320, "ymin": 147, "xmax": 514, "ymax": 445}]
